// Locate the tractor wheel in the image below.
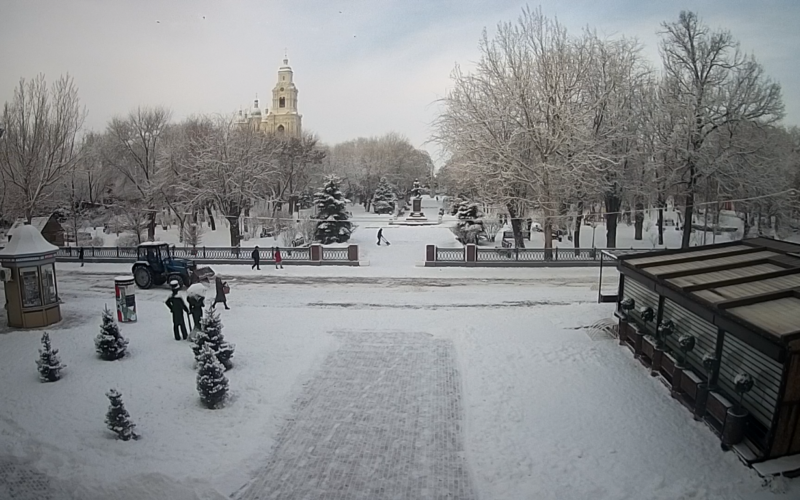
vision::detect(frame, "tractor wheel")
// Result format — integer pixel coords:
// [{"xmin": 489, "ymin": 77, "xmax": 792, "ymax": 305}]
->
[{"xmin": 133, "ymin": 266, "xmax": 154, "ymax": 289}]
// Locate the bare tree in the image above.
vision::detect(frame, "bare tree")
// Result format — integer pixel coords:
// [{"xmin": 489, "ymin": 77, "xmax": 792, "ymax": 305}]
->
[
  {"xmin": 659, "ymin": 11, "xmax": 784, "ymax": 247},
  {"xmin": 103, "ymin": 106, "xmax": 172, "ymax": 240},
  {"xmin": 0, "ymin": 74, "xmax": 86, "ymax": 222}
]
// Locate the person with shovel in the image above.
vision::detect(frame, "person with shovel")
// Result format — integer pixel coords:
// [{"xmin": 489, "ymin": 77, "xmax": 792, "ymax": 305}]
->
[{"xmin": 377, "ymin": 227, "xmax": 390, "ymax": 246}]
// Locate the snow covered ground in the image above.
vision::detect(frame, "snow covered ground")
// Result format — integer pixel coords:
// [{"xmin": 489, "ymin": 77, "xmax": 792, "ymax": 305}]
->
[{"xmin": 1, "ymin": 255, "xmax": 796, "ymax": 499}]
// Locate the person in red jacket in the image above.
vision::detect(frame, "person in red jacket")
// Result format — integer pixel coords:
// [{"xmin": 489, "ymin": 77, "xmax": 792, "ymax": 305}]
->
[{"xmin": 273, "ymin": 247, "xmax": 284, "ymax": 269}]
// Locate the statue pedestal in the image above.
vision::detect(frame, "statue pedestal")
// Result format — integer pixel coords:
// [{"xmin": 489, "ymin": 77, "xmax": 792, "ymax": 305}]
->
[{"xmin": 406, "ymin": 198, "xmax": 428, "ymax": 222}]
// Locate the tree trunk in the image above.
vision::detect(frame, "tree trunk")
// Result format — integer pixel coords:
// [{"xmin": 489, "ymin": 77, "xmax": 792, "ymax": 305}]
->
[
  {"xmin": 147, "ymin": 211, "xmax": 156, "ymax": 241},
  {"xmin": 604, "ymin": 192, "xmax": 621, "ymax": 248},
  {"xmin": 227, "ymin": 214, "xmax": 241, "ymax": 247},
  {"xmin": 657, "ymin": 205, "xmax": 664, "ymax": 246},
  {"xmin": 507, "ymin": 203, "xmax": 525, "ymax": 248},
  {"xmin": 573, "ymin": 200, "xmax": 583, "ymax": 256},
  {"xmin": 634, "ymin": 201, "xmax": 644, "ymax": 240},
  {"xmin": 742, "ymin": 210, "xmax": 750, "ymax": 238},
  {"xmin": 206, "ymin": 204, "xmax": 216, "ymax": 231},
  {"xmin": 543, "ymin": 212, "xmax": 553, "ymax": 260}
]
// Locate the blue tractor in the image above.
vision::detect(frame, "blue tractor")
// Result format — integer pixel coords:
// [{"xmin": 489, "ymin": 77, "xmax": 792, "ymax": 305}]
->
[{"xmin": 132, "ymin": 242, "xmax": 214, "ymax": 289}]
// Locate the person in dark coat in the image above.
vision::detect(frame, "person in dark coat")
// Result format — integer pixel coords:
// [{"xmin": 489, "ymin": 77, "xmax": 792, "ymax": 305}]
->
[
  {"xmin": 274, "ymin": 247, "xmax": 283, "ymax": 269},
  {"xmin": 377, "ymin": 228, "xmax": 383, "ymax": 245},
  {"xmin": 78, "ymin": 246, "xmax": 84, "ymax": 267},
  {"xmin": 165, "ymin": 281, "xmax": 189, "ymax": 341},
  {"xmin": 251, "ymin": 245, "xmax": 260, "ymax": 270},
  {"xmin": 187, "ymin": 289, "xmax": 205, "ymax": 334},
  {"xmin": 213, "ymin": 276, "xmax": 229, "ymax": 309}
]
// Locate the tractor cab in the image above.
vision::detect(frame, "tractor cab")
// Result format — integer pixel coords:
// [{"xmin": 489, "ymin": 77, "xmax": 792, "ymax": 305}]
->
[{"xmin": 132, "ymin": 242, "xmax": 214, "ymax": 289}]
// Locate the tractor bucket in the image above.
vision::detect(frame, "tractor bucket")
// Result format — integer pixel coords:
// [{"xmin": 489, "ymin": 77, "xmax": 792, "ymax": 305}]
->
[{"xmin": 193, "ymin": 266, "xmax": 215, "ymax": 283}]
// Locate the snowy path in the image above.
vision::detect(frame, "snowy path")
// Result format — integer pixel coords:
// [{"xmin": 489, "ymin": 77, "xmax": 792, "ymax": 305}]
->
[
  {"xmin": 236, "ymin": 330, "xmax": 476, "ymax": 500},
  {"xmin": 348, "ymin": 197, "xmax": 455, "ymax": 269}
]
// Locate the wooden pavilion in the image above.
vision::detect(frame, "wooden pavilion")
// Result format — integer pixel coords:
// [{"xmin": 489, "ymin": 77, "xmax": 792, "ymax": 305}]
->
[{"xmin": 611, "ymin": 238, "xmax": 800, "ymax": 463}]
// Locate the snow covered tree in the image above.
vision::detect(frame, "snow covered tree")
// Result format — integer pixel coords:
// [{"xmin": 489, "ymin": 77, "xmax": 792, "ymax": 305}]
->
[
  {"xmin": 36, "ymin": 332, "xmax": 66, "ymax": 382},
  {"xmin": 0, "ymin": 74, "xmax": 86, "ymax": 222},
  {"xmin": 196, "ymin": 344, "xmax": 229, "ymax": 409},
  {"xmin": 450, "ymin": 199, "xmax": 485, "ymax": 244},
  {"xmin": 193, "ymin": 306, "xmax": 234, "ymax": 370},
  {"xmin": 105, "ymin": 389, "xmax": 139, "ymax": 441},
  {"xmin": 183, "ymin": 222, "xmax": 203, "ymax": 254},
  {"xmin": 659, "ymin": 11, "xmax": 784, "ymax": 248},
  {"xmin": 372, "ymin": 177, "xmax": 396, "ymax": 214},
  {"xmin": 95, "ymin": 305, "xmax": 129, "ymax": 361},
  {"xmin": 314, "ymin": 175, "xmax": 353, "ymax": 243}
]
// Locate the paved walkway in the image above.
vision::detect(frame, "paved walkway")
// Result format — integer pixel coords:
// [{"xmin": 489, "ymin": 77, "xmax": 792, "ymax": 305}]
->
[
  {"xmin": 237, "ymin": 330, "xmax": 476, "ymax": 500},
  {"xmin": 0, "ymin": 456, "xmax": 55, "ymax": 500}
]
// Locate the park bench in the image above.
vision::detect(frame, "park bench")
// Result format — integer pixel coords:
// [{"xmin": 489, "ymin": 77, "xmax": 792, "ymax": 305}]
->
[{"xmin": 502, "ymin": 230, "xmax": 531, "ymax": 241}]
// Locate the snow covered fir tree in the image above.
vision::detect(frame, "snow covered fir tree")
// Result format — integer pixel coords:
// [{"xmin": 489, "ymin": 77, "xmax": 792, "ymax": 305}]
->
[
  {"xmin": 314, "ymin": 175, "xmax": 353, "ymax": 244},
  {"xmin": 95, "ymin": 305, "xmax": 129, "ymax": 361},
  {"xmin": 371, "ymin": 177, "xmax": 397, "ymax": 214},
  {"xmin": 450, "ymin": 199, "xmax": 485, "ymax": 244},
  {"xmin": 105, "ymin": 389, "xmax": 139, "ymax": 441},
  {"xmin": 36, "ymin": 332, "xmax": 66, "ymax": 382},
  {"xmin": 196, "ymin": 344, "xmax": 229, "ymax": 409},
  {"xmin": 193, "ymin": 306, "xmax": 235, "ymax": 370}
]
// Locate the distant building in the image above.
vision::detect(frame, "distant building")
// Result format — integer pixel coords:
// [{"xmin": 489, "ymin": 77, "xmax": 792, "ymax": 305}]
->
[
  {"xmin": 238, "ymin": 58, "xmax": 303, "ymax": 138},
  {"xmin": 9, "ymin": 215, "xmax": 65, "ymax": 247}
]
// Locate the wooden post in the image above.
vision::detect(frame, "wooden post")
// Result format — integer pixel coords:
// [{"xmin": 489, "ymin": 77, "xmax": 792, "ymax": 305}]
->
[
  {"xmin": 348, "ymin": 245, "xmax": 359, "ymax": 262},
  {"xmin": 466, "ymin": 244, "xmax": 476, "ymax": 262},
  {"xmin": 310, "ymin": 244, "xmax": 322, "ymax": 262},
  {"xmin": 426, "ymin": 245, "xmax": 436, "ymax": 262}
]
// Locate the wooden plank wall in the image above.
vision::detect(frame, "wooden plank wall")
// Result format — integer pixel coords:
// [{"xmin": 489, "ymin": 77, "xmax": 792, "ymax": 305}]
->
[
  {"xmin": 662, "ymin": 299, "xmax": 718, "ymax": 376},
  {"xmin": 771, "ymin": 354, "xmax": 800, "ymax": 457},
  {"xmin": 623, "ymin": 279, "xmax": 659, "ymax": 335},
  {"xmin": 717, "ymin": 333, "xmax": 782, "ymax": 430}
]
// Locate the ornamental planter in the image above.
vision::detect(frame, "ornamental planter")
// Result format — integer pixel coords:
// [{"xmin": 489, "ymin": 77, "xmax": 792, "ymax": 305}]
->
[
  {"xmin": 694, "ymin": 382, "xmax": 710, "ymax": 421},
  {"xmin": 721, "ymin": 408, "xmax": 748, "ymax": 450},
  {"xmin": 640, "ymin": 335, "xmax": 656, "ymax": 369},
  {"xmin": 679, "ymin": 369, "xmax": 702, "ymax": 403},
  {"xmin": 706, "ymin": 391, "xmax": 734, "ymax": 435},
  {"xmin": 660, "ymin": 351, "xmax": 677, "ymax": 385}
]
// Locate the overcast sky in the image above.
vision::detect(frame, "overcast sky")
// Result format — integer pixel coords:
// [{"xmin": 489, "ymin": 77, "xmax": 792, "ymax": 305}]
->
[{"xmin": 2, "ymin": 0, "xmax": 798, "ymax": 167}]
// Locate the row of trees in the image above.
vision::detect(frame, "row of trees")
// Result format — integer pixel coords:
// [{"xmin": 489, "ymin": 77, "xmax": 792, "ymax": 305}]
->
[
  {"xmin": 435, "ymin": 8, "xmax": 799, "ymax": 249},
  {"xmin": 0, "ymin": 79, "xmax": 432, "ymax": 246}
]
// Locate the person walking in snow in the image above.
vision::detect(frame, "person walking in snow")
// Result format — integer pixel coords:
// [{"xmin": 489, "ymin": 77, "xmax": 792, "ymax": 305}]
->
[
  {"xmin": 273, "ymin": 247, "xmax": 283, "ymax": 269},
  {"xmin": 377, "ymin": 228, "xmax": 389, "ymax": 246},
  {"xmin": 186, "ymin": 284, "xmax": 206, "ymax": 338},
  {"xmin": 78, "ymin": 246, "xmax": 85, "ymax": 267},
  {"xmin": 213, "ymin": 276, "xmax": 229, "ymax": 310},
  {"xmin": 165, "ymin": 280, "xmax": 189, "ymax": 341},
  {"xmin": 251, "ymin": 245, "xmax": 261, "ymax": 270}
]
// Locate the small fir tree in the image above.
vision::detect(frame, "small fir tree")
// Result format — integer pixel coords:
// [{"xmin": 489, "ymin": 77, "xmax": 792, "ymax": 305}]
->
[
  {"xmin": 105, "ymin": 389, "xmax": 139, "ymax": 441},
  {"xmin": 196, "ymin": 344, "xmax": 229, "ymax": 409},
  {"xmin": 192, "ymin": 306, "xmax": 235, "ymax": 370},
  {"xmin": 314, "ymin": 175, "xmax": 353, "ymax": 244},
  {"xmin": 36, "ymin": 332, "xmax": 66, "ymax": 382},
  {"xmin": 95, "ymin": 305, "xmax": 129, "ymax": 360},
  {"xmin": 372, "ymin": 177, "xmax": 397, "ymax": 214}
]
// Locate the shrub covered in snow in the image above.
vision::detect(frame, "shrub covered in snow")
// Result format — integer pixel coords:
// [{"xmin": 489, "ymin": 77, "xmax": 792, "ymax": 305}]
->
[
  {"xmin": 196, "ymin": 345, "xmax": 229, "ymax": 409},
  {"xmin": 314, "ymin": 175, "xmax": 353, "ymax": 244},
  {"xmin": 449, "ymin": 199, "xmax": 485, "ymax": 244},
  {"xmin": 36, "ymin": 332, "xmax": 66, "ymax": 382},
  {"xmin": 116, "ymin": 233, "xmax": 139, "ymax": 247},
  {"xmin": 193, "ymin": 306, "xmax": 234, "ymax": 370},
  {"xmin": 95, "ymin": 305, "xmax": 129, "ymax": 360},
  {"xmin": 105, "ymin": 389, "xmax": 139, "ymax": 441}
]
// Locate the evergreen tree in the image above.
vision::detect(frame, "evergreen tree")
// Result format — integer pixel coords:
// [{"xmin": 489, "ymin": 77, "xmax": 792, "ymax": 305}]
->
[
  {"xmin": 36, "ymin": 332, "xmax": 66, "ymax": 382},
  {"xmin": 192, "ymin": 306, "xmax": 235, "ymax": 370},
  {"xmin": 95, "ymin": 305, "xmax": 129, "ymax": 360},
  {"xmin": 196, "ymin": 344, "xmax": 229, "ymax": 409},
  {"xmin": 372, "ymin": 177, "xmax": 397, "ymax": 214},
  {"xmin": 314, "ymin": 175, "xmax": 353, "ymax": 243},
  {"xmin": 105, "ymin": 389, "xmax": 139, "ymax": 441},
  {"xmin": 449, "ymin": 199, "xmax": 485, "ymax": 244}
]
